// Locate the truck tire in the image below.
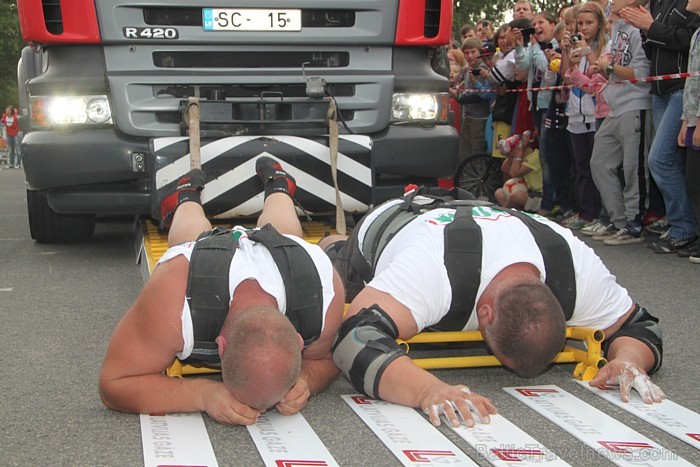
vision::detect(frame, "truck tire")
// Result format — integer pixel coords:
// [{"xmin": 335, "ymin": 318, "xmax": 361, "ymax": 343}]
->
[
  {"xmin": 27, "ymin": 190, "xmax": 96, "ymax": 243},
  {"xmin": 454, "ymin": 152, "xmax": 502, "ymax": 202}
]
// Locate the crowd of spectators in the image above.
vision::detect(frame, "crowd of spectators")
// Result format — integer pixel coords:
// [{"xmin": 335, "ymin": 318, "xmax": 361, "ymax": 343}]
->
[{"xmin": 446, "ymin": 0, "xmax": 700, "ymax": 263}]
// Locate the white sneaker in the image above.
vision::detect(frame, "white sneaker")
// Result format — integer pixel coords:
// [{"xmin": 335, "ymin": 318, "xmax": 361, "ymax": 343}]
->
[
  {"xmin": 591, "ymin": 223, "xmax": 618, "ymax": 240},
  {"xmin": 580, "ymin": 219, "xmax": 605, "ymax": 236},
  {"xmin": 603, "ymin": 227, "xmax": 645, "ymax": 245}
]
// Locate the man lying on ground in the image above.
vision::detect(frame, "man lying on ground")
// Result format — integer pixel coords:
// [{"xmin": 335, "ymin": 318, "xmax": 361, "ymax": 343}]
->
[{"xmin": 99, "ymin": 157, "xmax": 345, "ymax": 425}]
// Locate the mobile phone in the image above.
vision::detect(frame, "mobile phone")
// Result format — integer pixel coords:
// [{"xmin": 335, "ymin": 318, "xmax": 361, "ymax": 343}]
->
[{"xmin": 482, "ymin": 21, "xmax": 489, "ymax": 28}]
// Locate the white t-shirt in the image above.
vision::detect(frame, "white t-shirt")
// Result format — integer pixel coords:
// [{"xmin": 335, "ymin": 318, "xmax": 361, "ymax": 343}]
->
[
  {"xmin": 359, "ymin": 203, "xmax": 632, "ymax": 332},
  {"xmin": 157, "ymin": 226, "xmax": 336, "ymax": 359}
]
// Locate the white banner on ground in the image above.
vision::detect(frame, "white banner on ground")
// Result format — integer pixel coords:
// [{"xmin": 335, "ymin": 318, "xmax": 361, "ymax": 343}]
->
[
  {"xmin": 577, "ymin": 380, "xmax": 700, "ymax": 450},
  {"xmin": 505, "ymin": 385, "xmax": 693, "ymax": 466},
  {"xmin": 140, "ymin": 412, "xmax": 219, "ymax": 467},
  {"xmin": 342, "ymin": 394, "xmax": 479, "ymax": 466},
  {"xmin": 448, "ymin": 414, "xmax": 570, "ymax": 466},
  {"xmin": 247, "ymin": 412, "xmax": 339, "ymax": 467}
]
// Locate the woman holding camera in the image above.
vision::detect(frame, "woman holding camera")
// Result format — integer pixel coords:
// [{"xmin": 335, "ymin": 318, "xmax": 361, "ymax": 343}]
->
[{"xmin": 514, "ymin": 12, "xmax": 565, "ymax": 218}]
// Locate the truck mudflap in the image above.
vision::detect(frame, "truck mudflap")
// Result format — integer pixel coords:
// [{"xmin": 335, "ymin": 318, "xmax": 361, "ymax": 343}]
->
[{"xmin": 151, "ymin": 134, "xmax": 372, "ymax": 220}]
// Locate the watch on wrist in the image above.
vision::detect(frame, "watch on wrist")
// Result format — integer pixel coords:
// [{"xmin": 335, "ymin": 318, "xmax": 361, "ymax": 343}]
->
[{"xmin": 606, "ymin": 64, "xmax": 614, "ymax": 75}]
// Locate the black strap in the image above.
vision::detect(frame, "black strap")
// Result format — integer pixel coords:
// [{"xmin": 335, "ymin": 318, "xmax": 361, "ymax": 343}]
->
[
  {"xmin": 351, "ymin": 187, "xmax": 476, "ymax": 285},
  {"xmin": 502, "ymin": 209, "xmax": 577, "ymax": 319},
  {"xmin": 432, "ymin": 206, "xmax": 483, "ymax": 330},
  {"xmin": 186, "ymin": 227, "xmax": 238, "ymax": 363},
  {"xmin": 248, "ymin": 224, "xmax": 323, "ymax": 346}
]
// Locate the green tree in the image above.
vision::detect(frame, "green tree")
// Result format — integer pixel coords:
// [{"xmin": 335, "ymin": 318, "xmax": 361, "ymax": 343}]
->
[{"xmin": 0, "ymin": 1, "xmax": 24, "ymax": 109}]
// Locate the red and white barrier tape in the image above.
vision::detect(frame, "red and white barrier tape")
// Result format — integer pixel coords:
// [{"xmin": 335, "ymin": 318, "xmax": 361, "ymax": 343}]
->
[{"xmin": 458, "ymin": 70, "xmax": 700, "ymax": 94}]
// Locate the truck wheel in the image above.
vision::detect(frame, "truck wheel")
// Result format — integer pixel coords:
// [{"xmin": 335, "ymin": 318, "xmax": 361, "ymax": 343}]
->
[
  {"xmin": 27, "ymin": 190, "xmax": 96, "ymax": 243},
  {"xmin": 453, "ymin": 153, "xmax": 502, "ymax": 202}
]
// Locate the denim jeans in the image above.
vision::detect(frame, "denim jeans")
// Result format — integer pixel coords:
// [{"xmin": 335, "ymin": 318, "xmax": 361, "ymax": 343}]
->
[
  {"xmin": 648, "ymin": 91, "xmax": 697, "ymax": 238},
  {"xmin": 535, "ymin": 109, "xmax": 554, "ymax": 210},
  {"xmin": 7, "ymin": 134, "xmax": 21, "ymax": 166}
]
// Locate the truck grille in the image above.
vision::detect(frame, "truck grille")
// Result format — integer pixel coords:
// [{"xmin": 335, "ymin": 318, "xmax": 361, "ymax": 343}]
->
[{"xmin": 153, "ymin": 51, "xmax": 349, "ymax": 69}]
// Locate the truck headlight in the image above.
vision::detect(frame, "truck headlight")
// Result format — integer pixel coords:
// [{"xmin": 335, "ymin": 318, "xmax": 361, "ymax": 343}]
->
[
  {"xmin": 391, "ymin": 93, "xmax": 448, "ymax": 123},
  {"xmin": 30, "ymin": 95, "xmax": 113, "ymax": 127}
]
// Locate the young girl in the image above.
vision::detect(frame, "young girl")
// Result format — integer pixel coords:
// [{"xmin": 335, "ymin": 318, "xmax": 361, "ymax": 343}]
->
[
  {"xmin": 514, "ymin": 12, "xmax": 561, "ymax": 217},
  {"xmin": 562, "ymin": 3, "xmax": 610, "ymax": 230}
]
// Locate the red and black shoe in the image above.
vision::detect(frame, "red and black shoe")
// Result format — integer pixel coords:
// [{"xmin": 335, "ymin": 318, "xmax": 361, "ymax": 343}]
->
[
  {"xmin": 255, "ymin": 156, "xmax": 296, "ymax": 199},
  {"xmin": 159, "ymin": 169, "xmax": 206, "ymax": 229}
]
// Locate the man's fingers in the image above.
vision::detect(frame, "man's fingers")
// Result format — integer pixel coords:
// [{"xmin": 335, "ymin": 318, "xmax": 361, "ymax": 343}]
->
[
  {"xmin": 426, "ymin": 404, "xmax": 441, "ymax": 426},
  {"xmin": 652, "ymin": 384, "xmax": 666, "ymax": 403},
  {"xmin": 451, "ymin": 398, "xmax": 475, "ymax": 428},
  {"xmin": 589, "ymin": 366, "xmax": 610, "ymax": 387},
  {"xmin": 619, "ymin": 372, "xmax": 633, "ymax": 403}
]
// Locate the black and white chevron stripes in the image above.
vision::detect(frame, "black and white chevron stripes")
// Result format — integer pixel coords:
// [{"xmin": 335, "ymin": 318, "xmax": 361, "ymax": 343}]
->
[{"xmin": 152, "ymin": 135, "xmax": 373, "ymax": 219}]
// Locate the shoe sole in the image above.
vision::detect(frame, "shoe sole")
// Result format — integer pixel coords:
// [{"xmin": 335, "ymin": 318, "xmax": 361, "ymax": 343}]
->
[
  {"xmin": 603, "ymin": 237, "xmax": 645, "ymax": 246},
  {"xmin": 591, "ymin": 234, "xmax": 616, "ymax": 240},
  {"xmin": 690, "ymin": 256, "xmax": 700, "ymax": 264},
  {"xmin": 653, "ymin": 247, "xmax": 678, "ymax": 254}
]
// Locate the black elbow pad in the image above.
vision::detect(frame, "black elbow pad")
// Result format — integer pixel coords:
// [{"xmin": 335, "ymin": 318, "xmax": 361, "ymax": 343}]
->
[{"xmin": 332, "ymin": 304, "xmax": 405, "ymax": 398}]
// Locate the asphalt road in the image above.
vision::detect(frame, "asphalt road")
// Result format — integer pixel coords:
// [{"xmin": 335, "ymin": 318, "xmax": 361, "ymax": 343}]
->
[{"xmin": 1, "ymin": 166, "xmax": 698, "ymax": 466}]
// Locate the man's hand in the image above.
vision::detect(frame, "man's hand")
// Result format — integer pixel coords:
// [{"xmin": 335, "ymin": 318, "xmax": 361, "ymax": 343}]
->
[
  {"xmin": 421, "ymin": 385, "xmax": 497, "ymax": 428},
  {"xmin": 590, "ymin": 360, "xmax": 665, "ymax": 404},
  {"xmin": 275, "ymin": 377, "xmax": 311, "ymax": 416},
  {"xmin": 620, "ymin": 6, "xmax": 654, "ymax": 32},
  {"xmin": 203, "ymin": 384, "xmax": 262, "ymax": 425}
]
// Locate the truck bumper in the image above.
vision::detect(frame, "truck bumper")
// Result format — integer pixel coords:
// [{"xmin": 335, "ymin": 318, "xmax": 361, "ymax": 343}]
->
[
  {"xmin": 22, "ymin": 129, "xmax": 151, "ymax": 215},
  {"xmin": 22, "ymin": 124, "xmax": 458, "ymax": 218}
]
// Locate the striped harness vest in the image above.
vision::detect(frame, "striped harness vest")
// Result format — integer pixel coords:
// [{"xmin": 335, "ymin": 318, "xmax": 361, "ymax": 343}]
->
[
  {"xmin": 184, "ymin": 224, "xmax": 323, "ymax": 364},
  {"xmin": 350, "ymin": 192, "xmax": 577, "ymax": 330}
]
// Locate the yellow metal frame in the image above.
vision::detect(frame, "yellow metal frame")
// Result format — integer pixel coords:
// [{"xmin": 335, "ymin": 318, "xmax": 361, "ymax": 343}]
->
[
  {"xmin": 399, "ymin": 327, "xmax": 606, "ymax": 380},
  {"xmin": 166, "ymin": 327, "xmax": 605, "ymax": 380},
  {"xmin": 142, "ymin": 219, "xmax": 605, "ymax": 381}
]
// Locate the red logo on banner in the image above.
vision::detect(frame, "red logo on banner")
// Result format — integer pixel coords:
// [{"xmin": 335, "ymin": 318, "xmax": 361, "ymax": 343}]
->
[
  {"xmin": 403, "ymin": 450, "xmax": 457, "ymax": 462},
  {"xmin": 598, "ymin": 441, "xmax": 654, "ymax": 454},
  {"xmin": 515, "ymin": 388, "xmax": 559, "ymax": 397},
  {"xmin": 275, "ymin": 461, "xmax": 329, "ymax": 467},
  {"xmin": 687, "ymin": 433, "xmax": 700, "ymax": 442},
  {"xmin": 491, "ymin": 448, "xmax": 546, "ymax": 461},
  {"xmin": 351, "ymin": 395, "xmax": 373, "ymax": 405}
]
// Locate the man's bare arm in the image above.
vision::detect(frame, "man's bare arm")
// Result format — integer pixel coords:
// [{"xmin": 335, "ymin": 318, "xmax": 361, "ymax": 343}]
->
[
  {"xmin": 590, "ymin": 306, "xmax": 665, "ymax": 403},
  {"xmin": 335, "ymin": 287, "xmax": 497, "ymax": 427},
  {"xmin": 98, "ymin": 258, "xmax": 260, "ymax": 424}
]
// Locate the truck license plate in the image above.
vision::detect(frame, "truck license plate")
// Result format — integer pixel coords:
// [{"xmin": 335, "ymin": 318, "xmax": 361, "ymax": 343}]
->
[{"xmin": 203, "ymin": 8, "xmax": 301, "ymax": 31}]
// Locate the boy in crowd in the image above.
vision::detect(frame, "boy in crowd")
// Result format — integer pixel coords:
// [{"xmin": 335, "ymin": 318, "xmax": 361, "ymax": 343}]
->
[
  {"xmin": 590, "ymin": 0, "xmax": 653, "ymax": 245},
  {"xmin": 450, "ymin": 38, "xmax": 494, "ymax": 159}
]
